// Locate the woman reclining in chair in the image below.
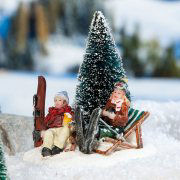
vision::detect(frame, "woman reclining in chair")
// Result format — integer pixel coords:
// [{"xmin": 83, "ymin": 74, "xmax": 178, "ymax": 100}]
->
[
  {"xmin": 102, "ymin": 81, "xmax": 130, "ymax": 128},
  {"xmin": 74, "ymin": 80, "xmax": 131, "ymax": 154}
]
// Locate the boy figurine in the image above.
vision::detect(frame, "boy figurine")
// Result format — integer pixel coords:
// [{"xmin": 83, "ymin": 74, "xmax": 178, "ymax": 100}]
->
[
  {"xmin": 102, "ymin": 81, "xmax": 130, "ymax": 127},
  {"xmin": 41, "ymin": 91, "xmax": 73, "ymax": 157}
]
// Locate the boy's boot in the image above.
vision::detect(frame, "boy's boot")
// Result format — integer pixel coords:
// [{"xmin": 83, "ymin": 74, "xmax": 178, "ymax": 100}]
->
[
  {"xmin": 41, "ymin": 147, "xmax": 52, "ymax": 157},
  {"xmin": 51, "ymin": 146, "xmax": 63, "ymax": 155}
]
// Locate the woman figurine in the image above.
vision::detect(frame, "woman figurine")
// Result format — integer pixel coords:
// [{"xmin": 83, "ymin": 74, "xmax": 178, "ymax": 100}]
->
[{"xmin": 102, "ymin": 81, "xmax": 130, "ymax": 127}]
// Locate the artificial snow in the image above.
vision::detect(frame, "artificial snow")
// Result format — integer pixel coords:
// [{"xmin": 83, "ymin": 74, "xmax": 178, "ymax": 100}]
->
[
  {"xmin": 0, "ymin": 114, "xmax": 33, "ymax": 155},
  {"xmin": 23, "ymin": 144, "xmax": 156, "ymax": 167}
]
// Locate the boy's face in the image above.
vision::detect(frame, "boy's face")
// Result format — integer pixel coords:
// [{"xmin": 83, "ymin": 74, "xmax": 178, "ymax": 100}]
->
[
  {"xmin": 54, "ymin": 96, "xmax": 66, "ymax": 109},
  {"xmin": 111, "ymin": 89, "xmax": 125, "ymax": 101}
]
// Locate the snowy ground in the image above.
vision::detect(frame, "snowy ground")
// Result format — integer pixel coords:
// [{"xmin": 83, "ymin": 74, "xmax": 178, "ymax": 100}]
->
[{"xmin": 0, "ymin": 71, "xmax": 180, "ymax": 179}]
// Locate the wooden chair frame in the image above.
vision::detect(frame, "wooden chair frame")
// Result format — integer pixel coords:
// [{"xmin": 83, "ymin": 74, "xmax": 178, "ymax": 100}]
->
[{"xmin": 95, "ymin": 111, "xmax": 150, "ymax": 155}]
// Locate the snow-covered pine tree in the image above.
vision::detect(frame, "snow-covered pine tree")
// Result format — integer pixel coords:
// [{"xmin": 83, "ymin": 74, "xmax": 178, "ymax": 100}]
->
[
  {"xmin": 0, "ymin": 138, "xmax": 8, "ymax": 179},
  {"xmin": 75, "ymin": 11, "xmax": 130, "ymax": 124}
]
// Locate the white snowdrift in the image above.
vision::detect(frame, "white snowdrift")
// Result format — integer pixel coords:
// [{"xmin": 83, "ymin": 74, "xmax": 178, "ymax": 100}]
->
[
  {"xmin": 23, "ymin": 144, "xmax": 156, "ymax": 167},
  {"xmin": 6, "ymin": 127, "xmax": 180, "ymax": 180}
]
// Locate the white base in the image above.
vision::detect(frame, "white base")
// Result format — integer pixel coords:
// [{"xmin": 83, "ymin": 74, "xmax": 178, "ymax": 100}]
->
[{"xmin": 23, "ymin": 143, "xmax": 156, "ymax": 168}]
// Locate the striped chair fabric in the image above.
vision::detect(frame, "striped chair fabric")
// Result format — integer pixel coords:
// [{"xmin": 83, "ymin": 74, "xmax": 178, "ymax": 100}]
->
[{"xmin": 99, "ymin": 108, "xmax": 146, "ymax": 139}]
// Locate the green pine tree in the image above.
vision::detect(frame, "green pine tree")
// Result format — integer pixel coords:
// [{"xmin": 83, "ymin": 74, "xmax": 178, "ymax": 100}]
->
[
  {"xmin": 129, "ymin": 26, "xmax": 144, "ymax": 77},
  {"xmin": 0, "ymin": 138, "xmax": 8, "ymax": 179},
  {"xmin": 75, "ymin": 11, "xmax": 130, "ymax": 123},
  {"xmin": 119, "ymin": 25, "xmax": 131, "ymax": 73},
  {"xmin": 119, "ymin": 25, "xmax": 144, "ymax": 77},
  {"xmin": 161, "ymin": 45, "xmax": 179, "ymax": 77},
  {"xmin": 145, "ymin": 39, "xmax": 162, "ymax": 76},
  {"xmin": 153, "ymin": 45, "xmax": 179, "ymax": 77}
]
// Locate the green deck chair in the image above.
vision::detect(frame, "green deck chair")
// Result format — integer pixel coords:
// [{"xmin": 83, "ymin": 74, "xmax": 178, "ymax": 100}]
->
[{"xmin": 95, "ymin": 108, "xmax": 150, "ymax": 155}]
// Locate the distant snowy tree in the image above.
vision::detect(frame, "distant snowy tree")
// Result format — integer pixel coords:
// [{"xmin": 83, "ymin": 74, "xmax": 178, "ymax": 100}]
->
[
  {"xmin": 75, "ymin": 11, "xmax": 130, "ymax": 124},
  {"xmin": 5, "ymin": 2, "xmax": 34, "ymax": 70},
  {"xmin": 145, "ymin": 39, "xmax": 162, "ymax": 76},
  {"xmin": 0, "ymin": 138, "xmax": 8, "ymax": 179},
  {"xmin": 119, "ymin": 25, "xmax": 144, "ymax": 77},
  {"xmin": 15, "ymin": 2, "xmax": 29, "ymax": 54},
  {"xmin": 62, "ymin": 0, "xmax": 102, "ymax": 36},
  {"xmin": 154, "ymin": 45, "xmax": 180, "ymax": 77}
]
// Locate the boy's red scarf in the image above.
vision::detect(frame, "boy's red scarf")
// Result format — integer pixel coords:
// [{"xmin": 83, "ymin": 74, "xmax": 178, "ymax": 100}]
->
[{"xmin": 44, "ymin": 106, "xmax": 72, "ymax": 125}]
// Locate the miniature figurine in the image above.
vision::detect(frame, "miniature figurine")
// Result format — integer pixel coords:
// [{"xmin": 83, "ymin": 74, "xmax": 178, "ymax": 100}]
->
[
  {"xmin": 102, "ymin": 81, "xmax": 130, "ymax": 127},
  {"xmin": 41, "ymin": 91, "xmax": 74, "ymax": 157},
  {"xmin": 95, "ymin": 81, "xmax": 150, "ymax": 155}
]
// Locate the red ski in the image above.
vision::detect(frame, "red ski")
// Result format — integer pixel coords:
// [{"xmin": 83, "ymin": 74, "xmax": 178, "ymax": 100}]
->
[{"xmin": 33, "ymin": 76, "xmax": 46, "ymax": 147}]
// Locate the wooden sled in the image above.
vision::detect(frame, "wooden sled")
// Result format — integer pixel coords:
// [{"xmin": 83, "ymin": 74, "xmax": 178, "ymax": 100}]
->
[{"xmin": 95, "ymin": 108, "xmax": 150, "ymax": 155}]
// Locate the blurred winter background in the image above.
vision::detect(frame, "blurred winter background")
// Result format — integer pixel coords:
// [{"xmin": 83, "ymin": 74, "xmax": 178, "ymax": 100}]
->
[
  {"xmin": 0, "ymin": 0, "xmax": 180, "ymax": 116},
  {"xmin": 0, "ymin": 1, "xmax": 180, "ymax": 179}
]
